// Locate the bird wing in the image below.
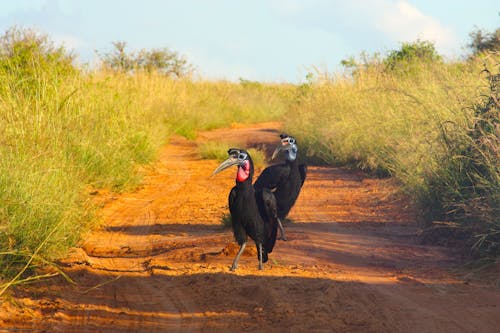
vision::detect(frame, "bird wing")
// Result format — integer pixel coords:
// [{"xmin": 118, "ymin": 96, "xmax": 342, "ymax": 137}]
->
[
  {"xmin": 228, "ymin": 186, "xmax": 237, "ymax": 209},
  {"xmin": 228, "ymin": 186, "xmax": 247, "ymax": 245},
  {"xmin": 299, "ymin": 164, "xmax": 307, "ymax": 187},
  {"xmin": 253, "ymin": 164, "xmax": 289, "ymax": 191},
  {"xmin": 256, "ymin": 188, "xmax": 279, "ymax": 254}
]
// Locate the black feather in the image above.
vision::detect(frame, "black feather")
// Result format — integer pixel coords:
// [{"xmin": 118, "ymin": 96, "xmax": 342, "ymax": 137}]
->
[
  {"xmin": 221, "ymin": 149, "xmax": 279, "ymax": 269},
  {"xmin": 254, "ymin": 136, "xmax": 307, "ymax": 221}
]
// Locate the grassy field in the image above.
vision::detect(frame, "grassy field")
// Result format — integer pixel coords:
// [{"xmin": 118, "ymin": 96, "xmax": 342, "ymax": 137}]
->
[
  {"xmin": 0, "ymin": 29, "xmax": 498, "ymax": 287},
  {"xmin": 0, "ymin": 44, "xmax": 290, "ymax": 281},
  {"xmin": 284, "ymin": 56, "xmax": 499, "ymax": 254}
]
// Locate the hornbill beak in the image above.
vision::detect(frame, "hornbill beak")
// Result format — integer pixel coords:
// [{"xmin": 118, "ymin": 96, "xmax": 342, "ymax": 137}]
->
[
  {"xmin": 212, "ymin": 156, "xmax": 239, "ymax": 176},
  {"xmin": 271, "ymin": 142, "xmax": 292, "ymax": 160}
]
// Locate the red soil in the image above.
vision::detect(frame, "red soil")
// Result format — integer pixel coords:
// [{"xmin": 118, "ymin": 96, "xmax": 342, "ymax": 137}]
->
[{"xmin": 1, "ymin": 122, "xmax": 499, "ymax": 332}]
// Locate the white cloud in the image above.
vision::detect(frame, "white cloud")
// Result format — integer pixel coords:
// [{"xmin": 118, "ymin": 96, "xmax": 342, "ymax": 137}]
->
[
  {"xmin": 269, "ymin": 0, "xmax": 460, "ymax": 57},
  {"xmin": 374, "ymin": 1, "xmax": 458, "ymax": 54}
]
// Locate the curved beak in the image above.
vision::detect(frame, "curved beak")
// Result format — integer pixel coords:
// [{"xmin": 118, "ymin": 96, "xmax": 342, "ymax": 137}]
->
[
  {"xmin": 271, "ymin": 142, "xmax": 292, "ymax": 160},
  {"xmin": 212, "ymin": 156, "xmax": 239, "ymax": 176}
]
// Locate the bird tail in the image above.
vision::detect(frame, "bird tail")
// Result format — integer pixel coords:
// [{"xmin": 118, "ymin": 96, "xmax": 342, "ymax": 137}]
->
[{"xmin": 261, "ymin": 189, "xmax": 279, "ymax": 254}]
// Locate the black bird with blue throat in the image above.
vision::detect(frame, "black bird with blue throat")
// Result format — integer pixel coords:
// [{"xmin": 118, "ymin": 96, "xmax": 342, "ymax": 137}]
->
[
  {"xmin": 212, "ymin": 148, "xmax": 279, "ymax": 271},
  {"xmin": 254, "ymin": 134, "xmax": 307, "ymax": 241}
]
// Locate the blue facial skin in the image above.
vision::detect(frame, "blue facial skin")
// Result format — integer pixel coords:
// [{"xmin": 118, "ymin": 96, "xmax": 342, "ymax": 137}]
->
[{"xmin": 285, "ymin": 144, "xmax": 297, "ymax": 161}]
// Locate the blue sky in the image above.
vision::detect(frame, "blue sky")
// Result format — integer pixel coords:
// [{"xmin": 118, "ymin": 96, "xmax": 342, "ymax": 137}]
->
[{"xmin": 0, "ymin": 0, "xmax": 498, "ymax": 82}]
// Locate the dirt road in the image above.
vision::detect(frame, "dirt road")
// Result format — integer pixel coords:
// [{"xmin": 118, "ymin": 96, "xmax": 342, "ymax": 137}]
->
[{"xmin": 1, "ymin": 123, "xmax": 499, "ymax": 332}]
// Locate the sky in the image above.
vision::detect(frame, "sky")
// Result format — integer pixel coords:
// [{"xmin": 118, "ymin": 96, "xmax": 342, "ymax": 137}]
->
[{"xmin": 0, "ymin": 0, "xmax": 498, "ymax": 82}]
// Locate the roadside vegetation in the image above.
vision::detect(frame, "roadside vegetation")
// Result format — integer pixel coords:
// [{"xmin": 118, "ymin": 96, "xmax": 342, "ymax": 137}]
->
[
  {"xmin": 0, "ymin": 24, "xmax": 498, "ymax": 290},
  {"xmin": 0, "ymin": 27, "xmax": 287, "ymax": 287},
  {"xmin": 284, "ymin": 38, "xmax": 499, "ymax": 257},
  {"xmin": 198, "ymin": 141, "xmax": 267, "ymax": 170}
]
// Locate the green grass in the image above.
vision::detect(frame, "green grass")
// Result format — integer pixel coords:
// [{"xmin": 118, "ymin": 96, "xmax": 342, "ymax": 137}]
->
[
  {"xmin": 1, "ymin": 27, "xmax": 498, "ymax": 287},
  {"xmin": 198, "ymin": 141, "xmax": 237, "ymax": 162},
  {"xmin": 198, "ymin": 142, "xmax": 267, "ymax": 170},
  {"xmin": 0, "ymin": 33, "xmax": 289, "ymax": 281},
  {"xmin": 284, "ymin": 56, "xmax": 499, "ymax": 255}
]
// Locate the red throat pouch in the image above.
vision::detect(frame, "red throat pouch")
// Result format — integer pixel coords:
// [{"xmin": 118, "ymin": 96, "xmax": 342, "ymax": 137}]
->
[{"xmin": 236, "ymin": 160, "xmax": 250, "ymax": 182}]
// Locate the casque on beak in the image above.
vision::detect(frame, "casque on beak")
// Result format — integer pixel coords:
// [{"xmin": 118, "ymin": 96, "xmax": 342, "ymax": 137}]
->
[
  {"xmin": 271, "ymin": 141, "xmax": 292, "ymax": 160},
  {"xmin": 212, "ymin": 148, "xmax": 245, "ymax": 176},
  {"xmin": 212, "ymin": 156, "xmax": 239, "ymax": 176}
]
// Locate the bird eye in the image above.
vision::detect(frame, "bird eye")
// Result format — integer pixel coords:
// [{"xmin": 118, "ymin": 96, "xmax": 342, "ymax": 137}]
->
[
  {"xmin": 238, "ymin": 153, "xmax": 247, "ymax": 160},
  {"xmin": 288, "ymin": 138, "xmax": 295, "ymax": 144}
]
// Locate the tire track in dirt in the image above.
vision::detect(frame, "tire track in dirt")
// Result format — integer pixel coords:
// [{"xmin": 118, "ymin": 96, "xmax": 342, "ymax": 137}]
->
[{"xmin": 1, "ymin": 122, "xmax": 499, "ymax": 332}]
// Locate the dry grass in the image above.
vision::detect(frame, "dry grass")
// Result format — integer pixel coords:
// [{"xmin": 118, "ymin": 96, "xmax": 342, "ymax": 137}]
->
[
  {"xmin": 0, "ymin": 62, "xmax": 288, "ymax": 278},
  {"xmin": 284, "ymin": 56, "xmax": 499, "ymax": 254}
]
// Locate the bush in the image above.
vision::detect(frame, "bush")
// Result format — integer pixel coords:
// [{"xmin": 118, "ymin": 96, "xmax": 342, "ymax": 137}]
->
[
  {"xmin": 425, "ymin": 65, "xmax": 499, "ymax": 255},
  {"xmin": 99, "ymin": 41, "xmax": 191, "ymax": 77},
  {"xmin": 285, "ymin": 51, "xmax": 499, "ymax": 257},
  {"xmin": 0, "ymin": 27, "xmax": 77, "ymax": 98},
  {"xmin": 384, "ymin": 40, "xmax": 442, "ymax": 72},
  {"xmin": 0, "ymin": 27, "xmax": 290, "ymax": 283},
  {"xmin": 468, "ymin": 27, "xmax": 500, "ymax": 56}
]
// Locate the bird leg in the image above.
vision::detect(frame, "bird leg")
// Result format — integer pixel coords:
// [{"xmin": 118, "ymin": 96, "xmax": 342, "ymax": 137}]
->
[
  {"xmin": 278, "ymin": 218, "xmax": 287, "ymax": 241},
  {"xmin": 258, "ymin": 243, "xmax": 263, "ymax": 270},
  {"xmin": 230, "ymin": 242, "xmax": 246, "ymax": 271}
]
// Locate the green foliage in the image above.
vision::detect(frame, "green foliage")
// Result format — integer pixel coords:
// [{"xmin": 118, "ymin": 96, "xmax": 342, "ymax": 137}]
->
[
  {"xmin": 384, "ymin": 40, "xmax": 442, "ymax": 72},
  {"xmin": 285, "ymin": 52, "xmax": 499, "ymax": 257},
  {"xmin": 0, "ymin": 27, "xmax": 289, "ymax": 281},
  {"xmin": 468, "ymin": 27, "xmax": 500, "ymax": 56},
  {"xmin": 99, "ymin": 41, "xmax": 134, "ymax": 72},
  {"xmin": 425, "ymin": 66, "xmax": 499, "ymax": 255},
  {"xmin": 99, "ymin": 41, "xmax": 191, "ymax": 77},
  {"xmin": 0, "ymin": 27, "xmax": 77, "ymax": 98},
  {"xmin": 139, "ymin": 47, "xmax": 190, "ymax": 77},
  {"xmin": 198, "ymin": 142, "xmax": 267, "ymax": 170},
  {"xmin": 198, "ymin": 142, "xmax": 236, "ymax": 162},
  {"xmin": 247, "ymin": 148, "xmax": 267, "ymax": 171}
]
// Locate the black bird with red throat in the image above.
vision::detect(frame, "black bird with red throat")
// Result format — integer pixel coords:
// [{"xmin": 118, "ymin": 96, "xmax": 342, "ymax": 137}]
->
[{"xmin": 213, "ymin": 148, "xmax": 279, "ymax": 271}]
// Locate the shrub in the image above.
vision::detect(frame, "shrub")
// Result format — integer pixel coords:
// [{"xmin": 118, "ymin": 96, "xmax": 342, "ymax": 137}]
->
[
  {"xmin": 425, "ymin": 65, "xmax": 499, "ymax": 255},
  {"xmin": 468, "ymin": 27, "xmax": 500, "ymax": 56},
  {"xmin": 0, "ymin": 27, "xmax": 289, "ymax": 284},
  {"xmin": 99, "ymin": 41, "xmax": 191, "ymax": 77},
  {"xmin": 285, "ymin": 51, "xmax": 498, "ymax": 257},
  {"xmin": 384, "ymin": 39, "xmax": 442, "ymax": 72},
  {"xmin": 0, "ymin": 27, "xmax": 77, "ymax": 98}
]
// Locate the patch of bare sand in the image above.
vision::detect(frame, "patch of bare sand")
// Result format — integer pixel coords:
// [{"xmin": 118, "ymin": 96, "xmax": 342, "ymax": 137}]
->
[{"xmin": 1, "ymin": 122, "xmax": 499, "ymax": 332}]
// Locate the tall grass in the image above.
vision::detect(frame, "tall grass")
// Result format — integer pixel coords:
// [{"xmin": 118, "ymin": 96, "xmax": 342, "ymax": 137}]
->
[
  {"xmin": 285, "ymin": 56, "xmax": 499, "ymax": 254},
  {"xmin": 2, "ymin": 27, "xmax": 497, "ymax": 285},
  {"xmin": 0, "ymin": 29, "xmax": 289, "ymax": 280},
  {"xmin": 198, "ymin": 141, "xmax": 267, "ymax": 170}
]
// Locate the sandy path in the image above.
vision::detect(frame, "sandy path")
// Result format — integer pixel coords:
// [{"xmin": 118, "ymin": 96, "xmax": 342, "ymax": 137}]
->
[{"xmin": 1, "ymin": 122, "xmax": 499, "ymax": 332}]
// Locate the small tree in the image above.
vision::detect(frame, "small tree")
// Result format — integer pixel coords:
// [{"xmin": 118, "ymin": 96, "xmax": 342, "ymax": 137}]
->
[
  {"xmin": 138, "ymin": 48, "xmax": 190, "ymax": 77},
  {"xmin": 99, "ymin": 41, "xmax": 135, "ymax": 73},
  {"xmin": 468, "ymin": 27, "xmax": 500, "ymax": 56},
  {"xmin": 384, "ymin": 39, "xmax": 442, "ymax": 72},
  {"xmin": 100, "ymin": 41, "xmax": 191, "ymax": 78},
  {"xmin": 0, "ymin": 27, "xmax": 76, "ymax": 97},
  {"xmin": 0, "ymin": 27, "xmax": 75, "ymax": 77}
]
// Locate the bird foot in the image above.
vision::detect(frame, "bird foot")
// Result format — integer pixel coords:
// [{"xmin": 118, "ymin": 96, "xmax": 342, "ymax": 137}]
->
[
  {"xmin": 279, "ymin": 235, "xmax": 288, "ymax": 241},
  {"xmin": 230, "ymin": 265, "xmax": 237, "ymax": 271}
]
